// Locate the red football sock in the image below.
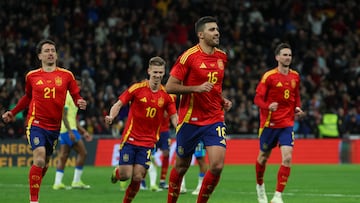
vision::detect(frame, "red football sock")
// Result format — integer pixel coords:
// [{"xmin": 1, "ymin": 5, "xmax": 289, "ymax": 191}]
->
[
  {"xmin": 196, "ymin": 171, "xmax": 220, "ymax": 203},
  {"xmin": 276, "ymin": 165, "xmax": 291, "ymax": 192},
  {"xmin": 29, "ymin": 165, "xmax": 43, "ymax": 202},
  {"xmin": 256, "ymin": 161, "xmax": 266, "ymax": 185},
  {"xmin": 167, "ymin": 168, "xmax": 183, "ymax": 203},
  {"xmin": 160, "ymin": 155, "xmax": 169, "ymax": 181},
  {"xmin": 123, "ymin": 179, "xmax": 140, "ymax": 203}
]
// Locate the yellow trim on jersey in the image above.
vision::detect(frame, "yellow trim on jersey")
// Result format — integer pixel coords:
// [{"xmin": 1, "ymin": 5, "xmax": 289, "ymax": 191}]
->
[
  {"xmin": 179, "ymin": 46, "xmax": 199, "ymax": 64},
  {"xmin": 120, "ymin": 118, "xmax": 134, "ymax": 150},
  {"xmin": 128, "ymin": 81, "xmax": 148, "ymax": 93},
  {"xmin": 57, "ymin": 67, "xmax": 76, "ymax": 79},
  {"xmin": 289, "ymin": 69, "xmax": 299, "ymax": 75},
  {"xmin": 182, "ymin": 93, "xmax": 194, "ymax": 123},
  {"xmin": 214, "ymin": 47, "xmax": 226, "ymax": 55},
  {"xmin": 261, "ymin": 68, "xmax": 277, "ymax": 83},
  {"xmin": 26, "ymin": 103, "xmax": 36, "ymax": 142}
]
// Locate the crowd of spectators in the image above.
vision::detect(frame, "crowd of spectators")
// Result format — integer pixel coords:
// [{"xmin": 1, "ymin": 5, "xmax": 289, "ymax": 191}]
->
[{"xmin": 1, "ymin": 0, "xmax": 360, "ymax": 139}]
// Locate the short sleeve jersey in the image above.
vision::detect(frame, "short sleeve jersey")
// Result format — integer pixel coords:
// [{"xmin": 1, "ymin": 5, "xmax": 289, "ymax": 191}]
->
[
  {"xmin": 255, "ymin": 67, "xmax": 301, "ymax": 128},
  {"xmin": 119, "ymin": 81, "xmax": 177, "ymax": 148},
  {"xmin": 25, "ymin": 68, "xmax": 81, "ymax": 130},
  {"xmin": 170, "ymin": 44, "xmax": 227, "ymax": 126}
]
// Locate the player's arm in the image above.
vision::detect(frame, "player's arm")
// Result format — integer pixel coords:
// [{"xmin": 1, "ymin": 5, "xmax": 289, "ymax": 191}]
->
[
  {"xmin": 2, "ymin": 95, "xmax": 31, "ymax": 123},
  {"xmin": 76, "ymin": 119, "xmax": 92, "ymax": 142},
  {"xmin": 62, "ymin": 108, "xmax": 75, "ymax": 141},
  {"xmin": 165, "ymin": 76, "xmax": 214, "ymax": 94},
  {"xmin": 105, "ymin": 100, "xmax": 123, "ymax": 125},
  {"xmin": 222, "ymin": 97, "xmax": 232, "ymax": 112},
  {"xmin": 169, "ymin": 113, "xmax": 178, "ymax": 129}
]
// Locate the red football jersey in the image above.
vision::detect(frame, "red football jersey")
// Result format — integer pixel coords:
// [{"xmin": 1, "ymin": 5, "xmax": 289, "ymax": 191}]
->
[
  {"xmin": 170, "ymin": 44, "xmax": 227, "ymax": 126},
  {"xmin": 11, "ymin": 67, "xmax": 82, "ymax": 130},
  {"xmin": 254, "ymin": 67, "xmax": 301, "ymax": 128},
  {"xmin": 119, "ymin": 81, "xmax": 177, "ymax": 148}
]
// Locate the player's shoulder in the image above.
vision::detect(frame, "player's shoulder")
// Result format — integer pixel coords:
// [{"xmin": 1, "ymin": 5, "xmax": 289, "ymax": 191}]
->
[
  {"xmin": 289, "ymin": 68, "xmax": 300, "ymax": 76},
  {"xmin": 261, "ymin": 68, "xmax": 278, "ymax": 82},
  {"xmin": 178, "ymin": 45, "xmax": 201, "ymax": 64},
  {"xmin": 26, "ymin": 68, "xmax": 42, "ymax": 77},
  {"xmin": 214, "ymin": 47, "xmax": 227, "ymax": 58},
  {"xmin": 128, "ymin": 80, "xmax": 148, "ymax": 93},
  {"xmin": 57, "ymin": 67, "xmax": 75, "ymax": 76}
]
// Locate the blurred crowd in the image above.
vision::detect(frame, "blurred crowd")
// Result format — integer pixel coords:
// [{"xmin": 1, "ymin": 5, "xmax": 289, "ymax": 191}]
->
[{"xmin": 1, "ymin": 0, "xmax": 360, "ymax": 139}]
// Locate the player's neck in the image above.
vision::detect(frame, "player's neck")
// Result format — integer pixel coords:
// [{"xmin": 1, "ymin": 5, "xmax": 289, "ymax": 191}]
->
[
  {"xmin": 149, "ymin": 81, "xmax": 160, "ymax": 92},
  {"xmin": 42, "ymin": 65, "xmax": 56, "ymax": 72},
  {"xmin": 199, "ymin": 43, "xmax": 215, "ymax": 55},
  {"xmin": 277, "ymin": 66, "xmax": 289, "ymax": 75}
]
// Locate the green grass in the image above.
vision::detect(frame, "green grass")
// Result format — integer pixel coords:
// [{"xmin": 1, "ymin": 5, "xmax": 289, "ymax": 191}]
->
[{"xmin": 0, "ymin": 164, "xmax": 359, "ymax": 203}]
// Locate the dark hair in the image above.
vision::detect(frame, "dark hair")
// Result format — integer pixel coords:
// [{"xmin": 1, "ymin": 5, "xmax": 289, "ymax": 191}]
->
[
  {"xmin": 195, "ymin": 16, "xmax": 217, "ymax": 33},
  {"xmin": 36, "ymin": 39, "xmax": 56, "ymax": 54},
  {"xmin": 274, "ymin": 43, "xmax": 291, "ymax": 55},
  {"xmin": 149, "ymin": 56, "xmax": 166, "ymax": 66}
]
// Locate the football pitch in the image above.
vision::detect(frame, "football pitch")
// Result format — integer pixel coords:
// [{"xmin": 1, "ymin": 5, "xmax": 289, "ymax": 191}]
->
[{"xmin": 0, "ymin": 164, "xmax": 359, "ymax": 203}]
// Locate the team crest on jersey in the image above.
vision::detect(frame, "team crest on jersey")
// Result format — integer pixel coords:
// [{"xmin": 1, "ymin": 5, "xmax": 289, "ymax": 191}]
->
[
  {"xmin": 122, "ymin": 154, "xmax": 129, "ymax": 162},
  {"xmin": 55, "ymin": 76, "xmax": 62, "ymax": 86},
  {"xmin": 33, "ymin": 137, "xmax": 40, "ymax": 146},
  {"xmin": 291, "ymin": 79, "xmax": 296, "ymax": 88},
  {"xmin": 158, "ymin": 97, "xmax": 164, "ymax": 107},
  {"xmin": 217, "ymin": 59, "xmax": 224, "ymax": 70}
]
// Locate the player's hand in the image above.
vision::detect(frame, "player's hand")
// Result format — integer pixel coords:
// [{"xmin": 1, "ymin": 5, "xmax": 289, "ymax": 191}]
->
[
  {"xmin": 295, "ymin": 107, "xmax": 305, "ymax": 118},
  {"xmin": 83, "ymin": 131, "xmax": 93, "ymax": 142},
  {"xmin": 196, "ymin": 82, "xmax": 214, "ymax": 93},
  {"xmin": 268, "ymin": 102, "xmax": 278, "ymax": 112},
  {"xmin": 223, "ymin": 98, "xmax": 232, "ymax": 112},
  {"xmin": 2, "ymin": 111, "xmax": 15, "ymax": 123},
  {"xmin": 69, "ymin": 131, "xmax": 76, "ymax": 141},
  {"xmin": 77, "ymin": 99, "xmax": 87, "ymax": 110},
  {"xmin": 105, "ymin": 115, "xmax": 113, "ymax": 125}
]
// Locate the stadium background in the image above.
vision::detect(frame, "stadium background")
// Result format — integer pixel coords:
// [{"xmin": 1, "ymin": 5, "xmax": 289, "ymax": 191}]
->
[{"xmin": 0, "ymin": 0, "xmax": 360, "ymax": 166}]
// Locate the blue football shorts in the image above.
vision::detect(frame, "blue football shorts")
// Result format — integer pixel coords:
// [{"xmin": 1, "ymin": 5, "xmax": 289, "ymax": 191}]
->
[
  {"xmin": 259, "ymin": 127, "xmax": 294, "ymax": 152},
  {"xmin": 59, "ymin": 129, "xmax": 81, "ymax": 147},
  {"xmin": 118, "ymin": 143, "xmax": 153, "ymax": 169},
  {"xmin": 26, "ymin": 125, "xmax": 59, "ymax": 156},
  {"xmin": 175, "ymin": 122, "xmax": 226, "ymax": 158}
]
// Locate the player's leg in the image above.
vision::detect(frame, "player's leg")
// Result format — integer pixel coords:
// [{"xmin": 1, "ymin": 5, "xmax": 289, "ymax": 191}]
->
[
  {"xmin": 71, "ymin": 134, "xmax": 90, "ymax": 189},
  {"xmin": 159, "ymin": 148, "xmax": 170, "ymax": 188},
  {"xmin": 168, "ymin": 123, "xmax": 199, "ymax": 203},
  {"xmin": 53, "ymin": 144, "xmax": 70, "ymax": 190},
  {"xmin": 256, "ymin": 150, "xmax": 271, "ymax": 203},
  {"xmin": 270, "ymin": 146, "xmax": 292, "ymax": 203},
  {"xmin": 192, "ymin": 141, "xmax": 207, "ymax": 195},
  {"xmin": 270, "ymin": 127, "xmax": 294, "ymax": 203},
  {"xmin": 29, "ymin": 127, "xmax": 58, "ymax": 203},
  {"xmin": 256, "ymin": 127, "xmax": 279, "ymax": 203},
  {"xmin": 196, "ymin": 122, "xmax": 226, "ymax": 203},
  {"xmin": 148, "ymin": 160, "xmax": 162, "ymax": 191},
  {"xmin": 29, "ymin": 146, "xmax": 46, "ymax": 203},
  {"xmin": 111, "ymin": 143, "xmax": 136, "ymax": 183},
  {"xmin": 159, "ymin": 131, "xmax": 170, "ymax": 189},
  {"xmin": 123, "ymin": 146, "xmax": 152, "ymax": 202},
  {"xmin": 196, "ymin": 145, "xmax": 224, "ymax": 203}
]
